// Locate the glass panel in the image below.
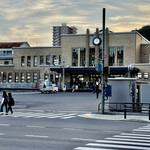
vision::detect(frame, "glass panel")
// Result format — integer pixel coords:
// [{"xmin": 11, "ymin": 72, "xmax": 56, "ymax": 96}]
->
[
  {"xmin": 80, "ymin": 48, "xmax": 86, "ymax": 66},
  {"xmin": 144, "ymin": 73, "xmax": 148, "ymax": 79},
  {"xmin": 8, "ymin": 73, "xmax": 12, "ymax": 82},
  {"xmin": 21, "ymin": 56, "xmax": 25, "ymax": 66},
  {"xmin": 117, "ymin": 47, "xmax": 123, "ymax": 66},
  {"xmin": 34, "ymin": 56, "xmax": 37, "ymax": 67},
  {"xmin": 46, "ymin": 55, "xmax": 50, "ymax": 65},
  {"xmin": 53, "ymin": 55, "xmax": 57, "ymax": 65},
  {"xmin": 72, "ymin": 48, "xmax": 78, "ymax": 66},
  {"xmin": 27, "ymin": 72, "xmax": 31, "ymax": 83},
  {"xmin": 40, "ymin": 56, "xmax": 44, "ymax": 65},
  {"xmin": 109, "ymin": 47, "xmax": 115, "ymax": 66},
  {"xmin": 89, "ymin": 48, "xmax": 95, "ymax": 66},
  {"xmin": 3, "ymin": 72, "xmax": 6, "ymax": 82},
  {"xmin": 33, "ymin": 72, "xmax": 38, "ymax": 83},
  {"xmin": 21, "ymin": 73, "xmax": 25, "ymax": 83},
  {"xmin": 15, "ymin": 73, "xmax": 19, "ymax": 82},
  {"xmin": 27, "ymin": 56, "xmax": 31, "ymax": 67}
]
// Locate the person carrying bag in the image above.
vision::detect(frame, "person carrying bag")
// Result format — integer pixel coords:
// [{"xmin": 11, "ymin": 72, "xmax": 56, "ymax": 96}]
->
[{"xmin": 0, "ymin": 91, "xmax": 8, "ymax": 115}]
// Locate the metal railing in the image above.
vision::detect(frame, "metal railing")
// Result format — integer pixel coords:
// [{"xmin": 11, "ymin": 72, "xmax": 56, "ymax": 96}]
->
[{"xmin": 98, "ymin": 102, "xmax": 150, "ymax": 120}]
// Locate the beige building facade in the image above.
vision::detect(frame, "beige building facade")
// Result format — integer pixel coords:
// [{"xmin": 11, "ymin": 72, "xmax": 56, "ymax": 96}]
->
[{"xmin": 0, "ymin": 29, "xmax": 150, "ymax": 89}]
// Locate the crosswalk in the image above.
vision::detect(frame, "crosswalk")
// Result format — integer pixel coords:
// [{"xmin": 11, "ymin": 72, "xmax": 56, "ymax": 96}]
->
[
  {"xmin": 74, "ymin": 124, "xmax": 150, "ymax": 150},
  {"xmin": 3, "ymin": 111, "xmax": 77, "ymax": 120}
]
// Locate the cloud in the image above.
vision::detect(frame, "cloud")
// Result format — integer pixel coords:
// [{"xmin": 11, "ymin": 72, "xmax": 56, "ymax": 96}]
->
[{"xmin": 0, "ymin": 0, "xmax": 150, "ymax": 46}]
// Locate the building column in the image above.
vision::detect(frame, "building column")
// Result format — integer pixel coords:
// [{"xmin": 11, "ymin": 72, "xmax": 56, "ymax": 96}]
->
[
  {"xmin": 78, "ymin": 48, "xmax": 80, "ymax": 67},
  {"xmin": 86, "ymin": 29, "xmax": 90, "ymax": 67},
  {"xmin": 95, "ymin": 28, "xmax": 99, "ymax": 65}
]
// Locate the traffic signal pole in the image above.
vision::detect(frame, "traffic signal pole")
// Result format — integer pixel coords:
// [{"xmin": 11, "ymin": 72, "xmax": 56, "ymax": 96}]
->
[{"xmin": 101, "ymin": 8, "xmax": 106, "ymax": 114}]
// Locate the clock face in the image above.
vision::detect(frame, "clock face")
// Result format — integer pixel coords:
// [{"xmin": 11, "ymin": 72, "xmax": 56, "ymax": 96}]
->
[{"xmin": 93, "ymin": 37, "xmax": 101, "ymax": 45}]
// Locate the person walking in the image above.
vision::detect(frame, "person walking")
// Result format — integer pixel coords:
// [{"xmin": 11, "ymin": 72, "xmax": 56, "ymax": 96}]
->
[
  {"xmin": 0, "ymin": 91, "xmax": 8, "ymax": 115},
  {"xmin": 8, "ymin": 93, "xmax": 14, "ymax": 114},
  {"xmin": 96, "ymin": 84, "xmax": 99, "ymax": 99}
]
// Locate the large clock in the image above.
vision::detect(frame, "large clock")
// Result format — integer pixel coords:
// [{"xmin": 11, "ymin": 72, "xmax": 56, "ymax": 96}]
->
[{"xmin": 93, "ymin": 37, "xmax": 101, "ymax": 46}]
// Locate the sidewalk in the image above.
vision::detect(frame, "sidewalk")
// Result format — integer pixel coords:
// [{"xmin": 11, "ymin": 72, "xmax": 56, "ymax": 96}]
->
[{"xmin": 79, "ymin": 112, "xmax": 150, "ymax": 123}]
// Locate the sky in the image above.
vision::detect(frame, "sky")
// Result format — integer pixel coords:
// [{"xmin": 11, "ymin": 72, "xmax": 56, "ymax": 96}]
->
[{"xmin": 0, "ymin": 0, "xmax": 150, "ymax": 47}]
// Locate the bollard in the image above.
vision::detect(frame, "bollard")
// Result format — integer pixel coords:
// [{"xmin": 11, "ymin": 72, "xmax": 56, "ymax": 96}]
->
[
  {"xmin": 149, "ymin": 105, "xmax": 150, "ymax": 121},
  {"xmin": 124, "ymin": 104, "xmax": 127, "ymax": 119}
]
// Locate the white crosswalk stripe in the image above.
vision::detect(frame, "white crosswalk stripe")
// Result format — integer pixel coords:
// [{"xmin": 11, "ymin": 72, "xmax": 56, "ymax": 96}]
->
[
  {"xmin": 3, "ymin": 111, "xmax": 77, "ymax": 120},
  {"xmin": 74, "ymin": 124, "xmax": 150, "ymax": 150}
]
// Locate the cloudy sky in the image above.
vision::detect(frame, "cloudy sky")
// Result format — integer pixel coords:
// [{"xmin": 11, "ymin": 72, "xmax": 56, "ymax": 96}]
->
[{"xmin": 0, "ymin": 0, "xmax": 150, "ymax": 46}]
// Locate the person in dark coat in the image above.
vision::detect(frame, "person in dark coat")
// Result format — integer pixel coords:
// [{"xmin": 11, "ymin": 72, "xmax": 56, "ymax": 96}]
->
[
  {"xmin": 8, "ymin": 93, "xmax": 13, "ymax": 114},
  {"xmin": 0, "ymin": 91, "xmax": 8, "ymax": 115},
  {"xmin": 96, "ymin": 85, "xmax": 99, "ymax": 99}
]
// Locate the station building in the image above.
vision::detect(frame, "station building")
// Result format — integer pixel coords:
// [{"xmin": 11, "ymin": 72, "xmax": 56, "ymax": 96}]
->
[{"xmin": 0, "ymin": 28, "xmax": 150, "ymax": 89}]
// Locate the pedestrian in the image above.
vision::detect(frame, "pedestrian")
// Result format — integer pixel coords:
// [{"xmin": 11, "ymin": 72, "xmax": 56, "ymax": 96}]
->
[
  {"xmin": 96, "ymin": 84, "xmax": 99, "ymax": 99},
  {"xmin": 0, "ymin": 91, "xmax": 8, "ymax": 115},
  {"xmin": 8, "ymin": 93, "xmax": 14, "ymax": 114}
]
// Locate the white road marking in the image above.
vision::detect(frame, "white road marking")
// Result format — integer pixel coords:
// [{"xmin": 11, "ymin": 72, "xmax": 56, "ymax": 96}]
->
[
  {"xmin": 121, "ymin": 132, "xmax": 150, "ymax": 137},
  {"xmin": 25, "ymin": 135, "xmax": 49, "ymax": 138},
  {"xmin": 0, "ymin": 133, "xmax": 4, "ymax": 135},
  {"xmin": 133, "ymin": 129, "xmax": 150, "ymax": 132},
  {"xmin": 86, "ymin": 143, "xmax": 150, "ymax": 150},
  {"xmin": 114, "ymin": 135, "xmax": 150, "ymax": 139},
  {"xmin": 95, "ymin": 139, "xmax": 150, "ymax": 146},
  {"xmin": 106, "ymin": 137, "xmax": 150, "ymax": 143},
  {"xmin": 74, "ymin": 147, "xmax": 114, "ymax": 150},
  {"xmin": 26, "ymin": 125, "xmax": 45, "ymax": 128},
  {"xmin": 0, "ymin": 124, "xmax": 10, "ymax": 126},
  {"xmin": 72, "ymin": 138, "xmax": 97, "ymax": 142}
]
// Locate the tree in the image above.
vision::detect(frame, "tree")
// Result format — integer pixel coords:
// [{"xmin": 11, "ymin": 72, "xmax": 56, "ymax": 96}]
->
[{"xmin": 137, "ymin": 25, "xmax": 150, "ymax": 41}]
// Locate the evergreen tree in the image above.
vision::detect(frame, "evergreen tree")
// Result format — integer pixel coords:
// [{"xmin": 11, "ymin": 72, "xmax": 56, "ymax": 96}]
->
[{"xmin": 137, "ymin": 25, "xmax": 150, "ymax": 41}]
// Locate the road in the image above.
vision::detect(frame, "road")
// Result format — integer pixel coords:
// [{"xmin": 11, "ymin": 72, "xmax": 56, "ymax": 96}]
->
[{"xmin": 0, "ymin": 91, "xmax": 149, "ymax": 150}]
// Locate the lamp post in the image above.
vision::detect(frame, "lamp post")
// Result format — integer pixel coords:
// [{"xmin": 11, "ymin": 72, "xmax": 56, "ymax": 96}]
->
[{"xmin": 62, "ymin": 57, "xmax": 65, "ymax": 89}]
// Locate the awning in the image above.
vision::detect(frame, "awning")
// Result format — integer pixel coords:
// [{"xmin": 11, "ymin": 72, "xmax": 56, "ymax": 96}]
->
[{"xmin": 51, "ymin": 66, "xmax": 139, "ymax": 75}]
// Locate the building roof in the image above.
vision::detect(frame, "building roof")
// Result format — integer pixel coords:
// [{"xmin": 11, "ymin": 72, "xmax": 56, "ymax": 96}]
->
[{"xmin": 0, "ymin": 42, "xmax": 29, "ymax": 48}]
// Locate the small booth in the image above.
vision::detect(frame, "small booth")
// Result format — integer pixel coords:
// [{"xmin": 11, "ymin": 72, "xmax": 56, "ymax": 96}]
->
[{"xmin": 108, "ymin": 78, "xmax": 137, "ymax": 111}]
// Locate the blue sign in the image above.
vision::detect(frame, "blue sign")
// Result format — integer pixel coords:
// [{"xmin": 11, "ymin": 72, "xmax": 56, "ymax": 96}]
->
[
  {"xmin": 96, "ymin": 62, "xmax": 102, "ymax": 72},
  {"xmin": 105, "ymin": 85, "xmax": 112, "ymax": 97}
]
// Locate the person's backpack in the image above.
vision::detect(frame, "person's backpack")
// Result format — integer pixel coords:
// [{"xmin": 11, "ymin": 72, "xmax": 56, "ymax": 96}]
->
[{"xmin": 11, "ymin": 97, "xmax": 15, "ymax": 106}]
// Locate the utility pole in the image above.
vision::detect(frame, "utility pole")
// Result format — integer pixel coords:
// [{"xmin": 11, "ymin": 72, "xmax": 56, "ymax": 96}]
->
[{"xmin": 101, "ymin": 8, "xmax": 106, "ymax": 114}]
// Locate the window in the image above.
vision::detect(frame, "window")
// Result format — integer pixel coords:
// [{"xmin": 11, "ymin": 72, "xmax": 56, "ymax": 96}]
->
[
  {"xmin": 53, "ymin": 55, "xmax": 57, "ymax": 65},
  {"xmin": 109, "ymin": 47, "xmax": 115, "ymax": 66},
  {"xmin": 117, "ymin": 47, "xmax": 124, "ymax": 66},
  {"xmin": 33, "ymin": 56, "xmax": 37, "ymax": 67},
  {"xmin": 8, "ymin": 73, "xmax": 12, "ymax": 82},
  {"xmin": 46, "ymin": 55, "xmax": 50, "ymax": 65},
  {"xmin": 80, "ymin": 48, "xmax": 86, "ymax": 66},
  {"xmin": 27, "ymin": 56, "xmax": 31, "ymax": 67},
  {"xmin": 27, "ymin": 72, "xmax": 31, "ymax": 83},
  {"xmin": 21, "ymin": 73, "xmax": 25, "ymax": 82},
  {"xmin": 15, "ymin": 73, "xmax": 19, "ymax": 82},
  {"xmin": 33, "ymin": 72, "xmax": 38, "ymax": 83},
  {"xmin": 144, "ymin": 73, "xmax": 148, "ymax": 79},
  {"xmin": 40, "ymin": 56, "xmax": 44, "ymax": 65},
  {"xmin": 2, "ymin": 72, "xmax": 6, "ymax": 82},
  {"xmin": 89, "ymin": 48, "xmax": 95, "ymax": 66},
  {"xmin": 21, "ymin": 56, "xmax": 25, "ymax": 66},
  {"xmin": 44, "ymin": 73, "xmax": 48, "ymax": 80},
  {"xmin": 59, "ymin": 55, "xmax": 61, "ymax": 65},
  {"xmin": 72, "ymin": 48, "xmax": 78, "ymax": 66},
  {"xmin": 4, "ymin": 61, "xmax": 9, "ymax": 65},
  {"xmin": 0, "ymin": 72, "xmax": 2, "ymax": 82},
  {"xmin": 149, "ymin": 54, "xmax": 150, "ymax": 63}
]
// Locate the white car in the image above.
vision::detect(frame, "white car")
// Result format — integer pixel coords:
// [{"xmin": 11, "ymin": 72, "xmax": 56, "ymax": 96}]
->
[{"xmin": 39, "ymin": 83, "xmax": 58, "ymax": 93}]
